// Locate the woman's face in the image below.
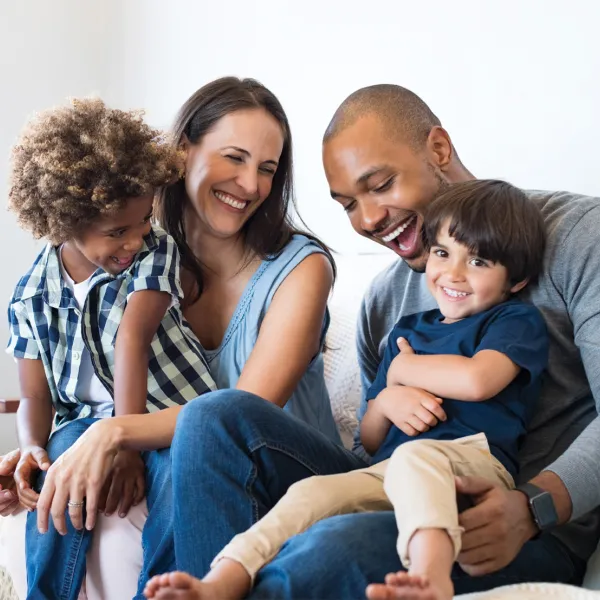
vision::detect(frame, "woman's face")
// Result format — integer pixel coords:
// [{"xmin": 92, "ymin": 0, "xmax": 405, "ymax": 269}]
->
[{"xmin": 183, "ymin": 108, "xmax": 285, "ymax": 240}]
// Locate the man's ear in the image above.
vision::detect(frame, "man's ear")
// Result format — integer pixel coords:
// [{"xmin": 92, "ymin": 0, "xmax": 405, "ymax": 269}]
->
[
  {"xmin": 426, "ymin": 126, "xmax": 453, "ymax": 171},
  {"xmin": 509, "ymin": 278, "xmax": 529, "ymax": 294}
]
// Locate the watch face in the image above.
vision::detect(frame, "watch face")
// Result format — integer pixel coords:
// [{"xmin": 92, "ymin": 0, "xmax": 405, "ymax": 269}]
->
[{"xmin": 532, "ymin": 491, "xmax": 558, "ymax": 530}]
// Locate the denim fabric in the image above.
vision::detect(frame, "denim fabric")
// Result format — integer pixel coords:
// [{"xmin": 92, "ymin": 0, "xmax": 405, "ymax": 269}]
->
[
  {"xmin": 26, "ymin": 419, "xmax": 173, "ymax": 600},
  {"xmin": 170, "ymin": 389, "xmax": 367, "ymax": 577},
  {"xmin": 250, "ymin": 512, "xmax": 586, "ymax": 599}
]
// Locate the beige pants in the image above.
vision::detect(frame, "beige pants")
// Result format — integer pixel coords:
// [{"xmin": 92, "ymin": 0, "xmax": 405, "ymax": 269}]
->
[{"xmin": 213, "ymin": 433, "xmax": 514, "ymax": 579}]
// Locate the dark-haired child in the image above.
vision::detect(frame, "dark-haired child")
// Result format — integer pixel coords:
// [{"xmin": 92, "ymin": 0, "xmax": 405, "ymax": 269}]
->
[{"xmin": 144, "ymin": 179, "xmax": 548, "ymax": 600}]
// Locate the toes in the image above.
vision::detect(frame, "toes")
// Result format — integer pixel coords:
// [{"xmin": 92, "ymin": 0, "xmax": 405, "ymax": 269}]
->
[
  {"xmin": 366, "ymin": 583, "xmax": 395, "ymax": 600},
  {"xmin": 168, "ymin": 571, "xmax": 196, "ymax": 590}
]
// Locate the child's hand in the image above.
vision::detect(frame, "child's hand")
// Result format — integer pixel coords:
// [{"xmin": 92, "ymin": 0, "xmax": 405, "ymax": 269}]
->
[
  {"xmin": 396, "ymin": 337, "xmax": 415, "ymax": 354},
  {"xmin": 14, "ymin": 445, "xmax": 50, "ymax": 511},
  {"xmin": 98, "ymin": 449, "xmax": 145, "ymax": 519},
  {"xmin": 386, "ymin": 337, "xmax": 416, "ymax": 386},
  {"xmin": 377, "ymin": 385, "xmax": 446, "ymax": 437}
]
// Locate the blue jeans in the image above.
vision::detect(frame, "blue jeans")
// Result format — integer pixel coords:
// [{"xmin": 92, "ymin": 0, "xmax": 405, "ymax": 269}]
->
[
  {"xmin": 171, "ymin": 390, "xmax": 367, "ymax": 576},
  {"xmin": 171, "ymin": 390, "xmax": 586, "ymax": 599},
  {"xmin": 250, "ymin": 513, "xmax": 586, "ymax": 598},
  {"xmin": 26, "ymin": 418, "xmax": 173, "ymax": 600}
]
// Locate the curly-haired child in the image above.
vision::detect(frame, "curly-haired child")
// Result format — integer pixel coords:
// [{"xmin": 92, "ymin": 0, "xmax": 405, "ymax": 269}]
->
[{"xmin": 6, "ymin": 98, "xmax": 216, "ymax": 600}]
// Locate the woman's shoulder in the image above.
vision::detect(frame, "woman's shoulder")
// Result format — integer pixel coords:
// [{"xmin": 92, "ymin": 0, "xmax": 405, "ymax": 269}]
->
[
  {"xmin": 263, "ymin": 234, "xmax": 331, "ymax": 284},
  {"xmin": 248, "ymin": 235, "xmax": 332, "ymax": 318},
  {"xmin": 269, "ymin": 233, "xmax": 327, "ymax": 262}
]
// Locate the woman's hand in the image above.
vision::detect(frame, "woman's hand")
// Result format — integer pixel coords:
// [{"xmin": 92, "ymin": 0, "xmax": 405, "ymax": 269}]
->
[
  {"xmin": 36, "ymin": 419, "xmax": 122, "ymax": 534},
  {"xmin": 0, "ymin": 449, "xmax": 22, "ymax": 516}
]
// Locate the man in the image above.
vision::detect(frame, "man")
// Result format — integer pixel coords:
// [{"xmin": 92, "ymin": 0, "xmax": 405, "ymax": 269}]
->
[{"xmin": 254, "ymin": 84, "xmax": 597, "ymax": 597}]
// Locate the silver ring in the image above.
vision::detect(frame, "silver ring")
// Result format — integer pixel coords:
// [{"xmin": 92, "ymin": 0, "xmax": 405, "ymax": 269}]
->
[{"xmin": 67, "ymin": 500, "xmax": 84, "ymax": 508}]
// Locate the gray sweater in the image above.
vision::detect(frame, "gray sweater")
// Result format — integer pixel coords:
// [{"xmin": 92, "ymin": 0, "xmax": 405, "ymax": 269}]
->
[{"xmin": 355, "ymin": 190, "xmax": 600, "ymax": 561}]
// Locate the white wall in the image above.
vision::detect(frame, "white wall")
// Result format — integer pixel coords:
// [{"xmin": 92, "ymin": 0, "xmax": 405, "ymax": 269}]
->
[
  {"xmin": 108, "ymin": 0, "xmax": 600, "ymax": 253},
  {"xmin": 1, "ymin": 0, "xmax": 599, "ymax": 430},
  {"xmin": 0, "ymin": 0, "xmax": 119, "ymax": 449}
]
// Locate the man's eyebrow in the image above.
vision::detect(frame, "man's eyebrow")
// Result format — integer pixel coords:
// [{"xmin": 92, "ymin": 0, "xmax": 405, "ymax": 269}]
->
[
  {"xmin": 224, "ymin": 146, "xmax": 278, "ymax": 167},
  {"xmin": 356, "ymin": 165, "xmax": 389, "ymax": 186}
]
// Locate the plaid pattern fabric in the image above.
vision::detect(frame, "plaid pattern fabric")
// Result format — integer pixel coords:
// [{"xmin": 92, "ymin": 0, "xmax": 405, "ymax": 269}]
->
[{"xmin": 7, "ymin": 226, "xmax": 215, "ymax": 429}]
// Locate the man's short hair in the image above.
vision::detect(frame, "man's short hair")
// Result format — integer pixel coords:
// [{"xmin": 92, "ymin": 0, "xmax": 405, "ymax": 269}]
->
[
  {"xmin": 424, "ymin": 179, "xmax": 547, "ymax": 285},
  {"xmin": 323, "ymin": 84, "xmax": 441, "ymax": 149}
]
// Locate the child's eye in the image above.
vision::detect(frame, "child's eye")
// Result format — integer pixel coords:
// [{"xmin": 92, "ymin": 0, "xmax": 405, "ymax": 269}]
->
[
  {"xmin": 432, "ymin": 248, "xmax": 448, "ymax": 258},
  {"xmin": 470, "ymin": 258, "xmax": 487, "ymax": 267},
  {"xmin": 109, "ymin": 230, "xmax": 126, "ymax": 238}
]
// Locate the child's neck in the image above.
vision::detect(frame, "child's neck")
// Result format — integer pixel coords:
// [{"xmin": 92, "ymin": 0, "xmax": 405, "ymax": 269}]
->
[{"xmin": 60, "ymin": 242, "xmax": 97, "ymax": 284}]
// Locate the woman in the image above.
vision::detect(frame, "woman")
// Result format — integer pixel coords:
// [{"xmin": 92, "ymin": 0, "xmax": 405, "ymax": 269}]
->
[{"xmin": 0, "ymin": 77, "xmax": 345, "ymax": 599}]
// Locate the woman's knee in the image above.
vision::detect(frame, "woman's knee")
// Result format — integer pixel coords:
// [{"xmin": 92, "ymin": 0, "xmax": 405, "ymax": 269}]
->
[{"xmin": 177, "ymin": 390, "xmax": 276, "ymax": 435}]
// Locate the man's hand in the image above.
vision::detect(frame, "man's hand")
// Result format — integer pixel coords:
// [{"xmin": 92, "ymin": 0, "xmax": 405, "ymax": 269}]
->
[
  {"xmin": 98, "ymin": 449, "xmax": 145, "ymax": 518},
  {"xmin": 0, "ymin": 449, "xmax": 22, "ymax": 516},
  {"xmin": 377, "ymin": 385, "xmax": 446, "ymax": 437},
  {"xmin": 456, "ymin": 475, "xmax": 538, "ymax": 576},
  {"xmin": 14, "ymin": 445, "xmax": 50, "ymax": 512}
]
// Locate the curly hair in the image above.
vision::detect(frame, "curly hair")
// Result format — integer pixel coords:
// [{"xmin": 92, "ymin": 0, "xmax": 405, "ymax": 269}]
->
[{"xmin": 8, "ymin": 98, "xmax": 183, "ymax": 244}]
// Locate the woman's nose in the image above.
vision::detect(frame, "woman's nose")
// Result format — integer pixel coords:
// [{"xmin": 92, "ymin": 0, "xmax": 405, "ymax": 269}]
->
[{"xmin": 236, "ymin": 166, "xmax": 259, "ymax": 197}]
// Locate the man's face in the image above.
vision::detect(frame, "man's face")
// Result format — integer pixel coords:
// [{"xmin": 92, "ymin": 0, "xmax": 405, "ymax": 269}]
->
[{"xmin": 323, "ymin": 114, "xmax": 449, "ymax": 272}]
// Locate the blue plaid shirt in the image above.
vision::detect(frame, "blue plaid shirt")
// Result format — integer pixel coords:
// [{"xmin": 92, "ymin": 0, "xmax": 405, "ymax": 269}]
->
[{"xmin": 6, "ymin": 226, "xmax": 216, "ymax": 429}]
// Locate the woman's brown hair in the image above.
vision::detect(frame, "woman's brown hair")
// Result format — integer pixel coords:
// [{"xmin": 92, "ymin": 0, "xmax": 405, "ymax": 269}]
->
[{"xmin": 155, "ymin": 77, "xmax": 334, "ymax": 300}]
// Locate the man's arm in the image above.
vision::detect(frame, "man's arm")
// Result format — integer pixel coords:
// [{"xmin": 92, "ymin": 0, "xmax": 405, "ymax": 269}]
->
[
  {"xmin": 113, "ymin": 290, "xmax": 171, "ymax": 415},
  {"xmin": 540, "ymin": 207, "xmax": 600, "ymax": 520}
]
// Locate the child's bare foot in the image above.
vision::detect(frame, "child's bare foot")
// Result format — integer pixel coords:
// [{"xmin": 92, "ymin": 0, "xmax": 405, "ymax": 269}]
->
[
  {"xmin": 144, "ymin": 572, "xmax": 204, "ymax": 599},
  {"xmin": 144, "ymin": 560, "xmax": 251, "ymax": 600},
  {"xmin": 366, "ymin": 571, "xmax": 454, "ymax": 600}
]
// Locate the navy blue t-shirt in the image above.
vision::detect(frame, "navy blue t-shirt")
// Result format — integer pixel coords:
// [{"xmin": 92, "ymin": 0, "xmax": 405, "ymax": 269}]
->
[{"xmin": 365, "ymin": 299, "xmax": 549, "ymax": 477}]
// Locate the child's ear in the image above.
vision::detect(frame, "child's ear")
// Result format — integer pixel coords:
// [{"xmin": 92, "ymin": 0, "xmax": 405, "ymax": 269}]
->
[{"xmin": 509, "ymin": 278, "xmax": 529, "ymax": 294}]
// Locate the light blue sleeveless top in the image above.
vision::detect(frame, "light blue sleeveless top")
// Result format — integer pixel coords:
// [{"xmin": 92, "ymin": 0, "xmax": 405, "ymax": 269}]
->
[{"xmin": 202, "ymin": 235, "xmax": 341, "ymax": 445}]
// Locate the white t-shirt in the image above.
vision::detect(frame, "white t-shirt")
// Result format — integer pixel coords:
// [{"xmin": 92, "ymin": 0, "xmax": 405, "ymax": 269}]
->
[{"xmin": 59, "ymin": 250, "xmax": 114, "ymax": 418}]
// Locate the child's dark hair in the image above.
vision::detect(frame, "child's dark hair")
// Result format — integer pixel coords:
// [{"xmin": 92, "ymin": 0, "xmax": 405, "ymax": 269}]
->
[
  {"xmin": 8, "ymin": 98, "xmax": 183, "ymax": 245},
  {"xmin": 424, "ymin": 179, "xmax": 546, "ymax": 285}
]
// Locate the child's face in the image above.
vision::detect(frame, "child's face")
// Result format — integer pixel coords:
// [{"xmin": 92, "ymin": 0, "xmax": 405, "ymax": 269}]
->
[
  {"xmin": 425, "ymin": 222, "xmax": 525, "ymax": 323},
  {"xmin": 65, "ymin": 195, "xmax": 154, "ymax": 277}
]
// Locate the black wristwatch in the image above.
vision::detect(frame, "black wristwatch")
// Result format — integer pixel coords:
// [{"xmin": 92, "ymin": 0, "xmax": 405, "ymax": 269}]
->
[{"xmin": 516, "ymin": 483, "xmax": 558, "ymax": 536}]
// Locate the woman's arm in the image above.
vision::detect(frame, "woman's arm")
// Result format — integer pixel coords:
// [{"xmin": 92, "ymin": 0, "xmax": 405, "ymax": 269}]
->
[
  {"xmin": 35, "ymin": 404, "xmax": 183, "ymax": 533},
  {"xmin": 235, "ymin": 253, "xmax": 333, "ymax": 407}
]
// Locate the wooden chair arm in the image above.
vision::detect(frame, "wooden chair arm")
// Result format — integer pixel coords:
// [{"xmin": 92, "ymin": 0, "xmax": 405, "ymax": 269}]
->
[{"xmin": 0, "ymin": 399, "xmax": 19, "ymax": 414}]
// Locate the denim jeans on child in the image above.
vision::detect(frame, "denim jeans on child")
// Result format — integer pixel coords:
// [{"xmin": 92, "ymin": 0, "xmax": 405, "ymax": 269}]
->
[{"xmin": 25, "ymin": 418, "xmax": 173, "ymax": 600}]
